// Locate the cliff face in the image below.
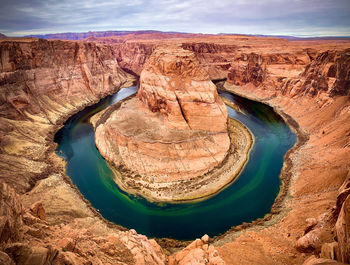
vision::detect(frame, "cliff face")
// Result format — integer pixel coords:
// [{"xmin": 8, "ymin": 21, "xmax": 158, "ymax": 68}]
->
[
  {"xmin": 1, "ymin": 35, "xmax": 350, "ymax": 265},
  {"xmin": 94, "ymin": 46, "xmax": 234, "ymax": 202},
  {"xmin": 300, "ymin": 49, "xmax": 350, "ymax": 97},
  {"xmin": 0, "ymin": 39, "xmax": 173, "ymax": 265},
  {"xmin": 113, "ymin": 41, "xmax": 238, "ymax": 80},
  {"xmin": 137, "ymin": 46, "xmax": 228, "ymax": 132},
  {"xmin": 226, "ymin": 48, "xmax": 350, "ymax": 99},
  {"xmin": 109, "ymin": 37, "xmax": 350, "ymax": 263},
  {"xmin": 218, "ymin": 48, "xmax": 350, "ymax": 264},
  {"xmin": 0, "ymin": 39, "xmax": 134, "ymax": 192},
  {"xmin": 114, "ymin": 42, "xmax": 157, "ymax": 75},
  {"xmin": 0, "ymin": 181, "xmax": 168, "ymax": 265}
]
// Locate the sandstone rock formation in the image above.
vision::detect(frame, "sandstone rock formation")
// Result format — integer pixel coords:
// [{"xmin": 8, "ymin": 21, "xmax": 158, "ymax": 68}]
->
[
  {"xmin": 218, "ymin": 46, "xmax": 350, "ymax": 264},
  {"xmin": 137, "ymin": 46, "xmax": 228, "ymax": 132},
  {"xmin": 168, "ymin": 234, "xmax": 225, "ymax": 265},
  {"xmin": 94, "ymin": 46, "xmax": 247, "ymax": 202},
  {"xmin": 335, "ymin": 194, "xmax": 350, "ymax": 263},
  {"xmin": 0, "ymin": 38, "xmax": 173, "ymax": 264},
  {"xmin": 296, "ymin": 214, "xmax": 327, "ymax": 253},
  {"xmin": 1, "ymin": 34, "xmax": 350, "ymax": 265},
  {"xmin": 318, "ymin": 173, "xmax": 350, "ymax": 264},
  {"xmin": 0, "ymin": 38, "xmax": 135, "ymax": 193},
  {"xmin": 302, "ymin": 255, "xmax": 345, "ymax": 265},
  {"xmin": 0, "ymin": 180, "xmax": 168, "ymax": 265}
]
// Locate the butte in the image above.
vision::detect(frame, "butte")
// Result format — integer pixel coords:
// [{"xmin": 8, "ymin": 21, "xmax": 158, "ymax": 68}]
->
[{"xmin": 93, "ymin": 46, "xmax": 252, "ymax": 202}]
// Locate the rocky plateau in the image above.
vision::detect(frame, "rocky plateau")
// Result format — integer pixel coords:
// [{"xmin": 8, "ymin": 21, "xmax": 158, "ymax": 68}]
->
[{"xmin": 0, "ymin": 33, "xmax": 350, "ymax": 264}]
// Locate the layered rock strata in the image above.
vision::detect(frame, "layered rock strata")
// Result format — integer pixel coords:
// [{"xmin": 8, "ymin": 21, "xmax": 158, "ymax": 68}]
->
[
  {"xmin": 0, "ymin": 38, "xmax": 135, "ymax": 193},
  {"xmin": 94, "ymin": 46, "xmax": 252, "ymax": 202},
  {"xmin": 215, "ymin": 49, "xmax": 350, "ymax": 264},
  {"xmin": 0, "ymin": 38, "xmax": 173, "ymax": 265},
  {"xmin": 1, "ymin": 35, "xmax": 350, "ymax": 265}
]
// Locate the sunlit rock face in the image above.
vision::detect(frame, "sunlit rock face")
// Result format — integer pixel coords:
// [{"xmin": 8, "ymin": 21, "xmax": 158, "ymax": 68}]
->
[
  {"xmin": 95, "ymin": 46, "xmax": 230, "ymax": 199},
  {"xmin": 137, "ymin": 46, "xmax": 228, "ymax": 132},
  {"xmin": 0, "ymin": 38, "xmax": 135, "ymax": 192}
]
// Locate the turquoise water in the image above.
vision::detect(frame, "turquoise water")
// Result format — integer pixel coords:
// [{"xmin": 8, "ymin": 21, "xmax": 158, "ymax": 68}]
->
[{"xmin": 55, "ymin": 86, "xmax": 296, "ymax": 240}]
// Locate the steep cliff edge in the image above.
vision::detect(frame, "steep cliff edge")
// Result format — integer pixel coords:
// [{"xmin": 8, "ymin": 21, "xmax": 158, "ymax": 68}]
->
[
  {"xmin": 94, "ymin": 46, "xmax": 252, "ymax": 202},
  {"xmin": 0, "ymin": 39, "xmax": 173, "ymax": 265},
  {"xmin": 216, "ymin": 49, "xmax": 350, "ymax": 264},
  {"xmin": 1, "ymin": 35, "xmax": 350, "ymax": 265},
  {"xmin": 0, "ymin": 38, "xmax": 135, "ymax": 192},
  {"xmin": 107, "ymin": 37, "xmax": 350, "ymax": 263}
]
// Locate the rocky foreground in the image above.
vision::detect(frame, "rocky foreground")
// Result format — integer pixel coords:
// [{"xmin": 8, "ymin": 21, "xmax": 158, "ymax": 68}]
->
[
  {"xmin": 94, "ymin": 46, "xmax": 252, "ymax": 202},
  {"xmin": 0, "ymin": 34, "xmax": 350, "ymax": 264}
]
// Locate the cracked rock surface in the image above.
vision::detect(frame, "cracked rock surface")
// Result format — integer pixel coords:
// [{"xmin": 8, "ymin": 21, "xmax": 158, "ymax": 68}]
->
[{"xmin": 95, "ymin": 46, "xmax": 233, "ymax": 202}]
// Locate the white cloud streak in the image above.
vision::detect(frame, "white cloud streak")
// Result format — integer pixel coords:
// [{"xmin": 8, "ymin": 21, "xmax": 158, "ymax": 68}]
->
[{"xmin": 0, "ymin": 0, "xmax": 349, "ymax": 36}]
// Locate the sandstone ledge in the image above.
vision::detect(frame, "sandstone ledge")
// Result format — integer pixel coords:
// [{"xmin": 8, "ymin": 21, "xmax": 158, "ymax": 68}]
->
[{"xmin": 92, "ymin": 96, "xmax": 254, "ymax": 203}]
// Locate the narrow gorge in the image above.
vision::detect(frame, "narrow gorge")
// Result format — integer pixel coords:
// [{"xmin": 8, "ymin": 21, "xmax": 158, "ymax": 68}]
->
[{"xmin": 0, "ymin": 34, "xmax": 350, "ymax": 265}]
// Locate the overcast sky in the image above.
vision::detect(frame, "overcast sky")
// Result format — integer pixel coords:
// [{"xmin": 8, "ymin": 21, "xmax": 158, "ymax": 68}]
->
[{"xmin": 1, "ymin": 0, "xmax": 350, "ymax": 37}]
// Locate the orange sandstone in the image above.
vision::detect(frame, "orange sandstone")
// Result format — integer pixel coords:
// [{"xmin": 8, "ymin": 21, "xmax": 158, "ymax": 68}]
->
[{"xmin": 94, "ymin": 46, "xmax": 249, "ymax": 202}]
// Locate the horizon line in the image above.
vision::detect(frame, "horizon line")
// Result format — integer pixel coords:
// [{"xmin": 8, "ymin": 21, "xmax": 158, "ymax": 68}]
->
[{"xmin": 2, "ymin": 29, "xmax": 350, "ymax": 39}]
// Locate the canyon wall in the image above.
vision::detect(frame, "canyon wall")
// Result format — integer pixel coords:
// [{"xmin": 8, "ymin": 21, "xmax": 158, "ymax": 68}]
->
[
  {"xmin": 216, "ymin": 48, "xmax": 350, "ymax": 265},
  {"xmin": 0, "ymin": 35, "xmax": 350, "ymax": 264},
  {"xmin": 0, "ymin": 38, "xmax": 134, "ymax": 192},
  {"xmin": 109, "ymin": 37, "xmax": 350, "ymax": 264},
  {"xmin": 0, "ymin": 39, "xmax": 173, "ymax": 265}
]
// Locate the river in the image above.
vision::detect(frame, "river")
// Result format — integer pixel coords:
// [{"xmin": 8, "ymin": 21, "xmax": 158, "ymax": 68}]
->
[{"xmin": 55, "ymin": 85, "xmax": 296, "ymax": 240}]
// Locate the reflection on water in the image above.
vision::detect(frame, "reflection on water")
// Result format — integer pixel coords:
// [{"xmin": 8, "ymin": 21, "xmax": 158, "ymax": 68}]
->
[{"xmin": 55, "ymin": 86, "xmax": 296, "ymax": 240}]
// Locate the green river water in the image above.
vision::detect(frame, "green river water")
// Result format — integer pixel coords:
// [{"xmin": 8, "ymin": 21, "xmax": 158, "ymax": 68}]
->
[{"xmin": 55, "ymin": 86, "xmax": 296, "ymax": 240}]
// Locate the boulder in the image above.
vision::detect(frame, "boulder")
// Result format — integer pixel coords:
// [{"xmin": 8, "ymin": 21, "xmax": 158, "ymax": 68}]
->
[{"xmin": 30, "ymin": 202, "xmax": 46, "ymax": 220}]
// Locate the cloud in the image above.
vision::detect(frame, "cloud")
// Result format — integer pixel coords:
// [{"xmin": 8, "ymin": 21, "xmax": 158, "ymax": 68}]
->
[{"xmin": 0, "ymin": 0, "xmax": 349, "ymax": 36}]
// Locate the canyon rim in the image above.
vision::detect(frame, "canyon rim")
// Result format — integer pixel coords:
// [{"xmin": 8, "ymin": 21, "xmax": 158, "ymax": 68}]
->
[{"xmin": 0, "ymin": 21, "xmax": 350, "ymax": 265}]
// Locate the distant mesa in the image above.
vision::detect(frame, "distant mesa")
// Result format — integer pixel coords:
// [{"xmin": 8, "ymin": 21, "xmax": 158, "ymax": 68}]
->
[
  {"xmin": 25, "ymin": 30, "xmax": 199, "ymax": 40},
  {"xmin": 0, "ymin": 33, "xmax": 7, "ymax": 39}
]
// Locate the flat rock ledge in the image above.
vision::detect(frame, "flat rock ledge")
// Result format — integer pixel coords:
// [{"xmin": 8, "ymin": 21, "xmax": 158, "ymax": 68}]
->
[{"xmin": 92, "ymin": 96, "xmax": 253, "ymax": 203}]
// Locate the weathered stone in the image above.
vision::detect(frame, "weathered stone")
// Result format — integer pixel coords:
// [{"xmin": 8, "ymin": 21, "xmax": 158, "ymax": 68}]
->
[
  {"xmin": 334, "ymin": 172, "xmax": 350, "ymax": 217},
  {"xmin": 0, "ymin": 182, "xmax": 23, "ymax": 244},
  {"xmin": 335, "ymin": 195, "xmax": 350, "ymax": 263},
  {"xmin": 58, "ymin": 238, "xmax": 75, "ymax": 252},
  {"xmin": 5, "ymin": 243, "xmax": 58, "ymax": 265},
  {"xmin": 171, "ymin": 237, "xmax": 225, "ymax": 265},
  {"xmin": 95, "ymin": 46, "xmax": 232, "ymax": 202},
  {"xmin": 201, "ymin": 234, "xmax": 210, "ymax": 244},
  {"xmin": 30, "ymin": 202, "xmax": 45, "ymax": 220},
  {"xmin": 302, "ymin": 255, "xmax": 345, "ymax": 265},
  {"xmin": 296, "ymin": 214, "xmax": 327, "ymax": 253},
  {"xmin": 296, "ymin": 230, "xmax": 321, "ymax": 253},
  {"xmin": 0, "ymin": 251, "xmax": 15, "ymax": 265},
  {"xmin": 51, "ymin": 251, "xmax": 85, "ymax": 265},
  {"xmin": 320, "ymin": 242, "xmax": 339, "ymax": 260}
]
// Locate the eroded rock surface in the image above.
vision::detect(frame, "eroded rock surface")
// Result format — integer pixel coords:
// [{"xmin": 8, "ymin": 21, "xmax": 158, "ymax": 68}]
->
[
  {"xmin": 169, "ymin": 234, "xmax": 225, "ymax": 265},
  {"xmin": 95, "ymin": 46, "xmax": 238, "ymax": 202},
  {"xmin": 0, "ymin": 38, "xmax": 135, "ymax": 193},
  {"xmin": 1, "ymin": 180, "xmax": 168, "ymax": 265},
  {"xmin": 1, "ymin": 34, "xmax": 350, "ymax": 265}
]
